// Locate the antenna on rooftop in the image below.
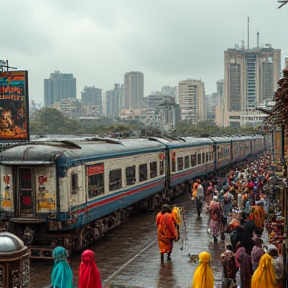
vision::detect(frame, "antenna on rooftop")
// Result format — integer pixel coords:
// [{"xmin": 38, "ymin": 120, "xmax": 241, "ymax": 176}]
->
[
  {"xmin": 257, "ymin": 31, "xmax": 259, "ymax": 48},
  {"xmin": 247, "ymin": 17, "xmax": 250, "ymax": 49},
  {"xmin": 0, "ymin": 60, "xmax": 17, "ymax": 72},
  {"xmin": 278, "ymin": 0, "xmax": 288, "ymax": 8}
]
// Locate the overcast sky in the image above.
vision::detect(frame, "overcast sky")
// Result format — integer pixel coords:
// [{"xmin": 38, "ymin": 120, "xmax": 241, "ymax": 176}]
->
[{"xmin": 1, "ymin": 0, "xmax": 288, "ymax": 104}]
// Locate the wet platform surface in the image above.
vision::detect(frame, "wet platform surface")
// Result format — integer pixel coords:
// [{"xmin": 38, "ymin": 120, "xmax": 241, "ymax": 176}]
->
[{"xmin": 32, "ymin": 193, "xmax": 228, "ymax": 288}]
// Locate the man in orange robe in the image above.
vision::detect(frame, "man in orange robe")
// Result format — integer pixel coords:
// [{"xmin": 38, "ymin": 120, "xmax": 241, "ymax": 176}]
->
[{"xmin": 156, "ymin": 204, "xmax": 178, "ymax": 263}]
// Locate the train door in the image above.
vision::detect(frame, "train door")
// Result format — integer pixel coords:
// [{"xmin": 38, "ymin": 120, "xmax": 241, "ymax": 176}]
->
[{"xmin": 19, "ymin": 167, "xmax": 34, "ymax": 216}]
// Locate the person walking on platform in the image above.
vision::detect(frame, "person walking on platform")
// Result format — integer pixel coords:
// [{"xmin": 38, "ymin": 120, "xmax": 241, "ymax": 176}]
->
[
  {"xmin": 268, "ymin": 244, "xmax": 284, "ymax": 288},
  {"xmin": 241, "ymin": 220, "xmax": 256, "ymax": 256},
  {"xmin": 235, "ymin": 246, "xmax": 252, "ymax": 288},
  {"xmin": 78, "ymin": 249, "xmax": 102, "ymax": 288},
  {"xmin": 192, "ymin": 251, "xmax": 214, "ymax": 288},
  {"xmin": 220, "ymin": 243, "xmax": 237, "ymax": 288},
  {"xmin": 195, "ymin": 180, "xmax": 204, "ymax": 217},
  {"xmin": 251, "ymin": 254, "xmax": 278, "ymax": 288},
  {"xmin": 208, "ymin": 195, "xmax": 223, "ymax": 243},
  {"xmin": 156, "ymin": 204, "xmax": 178, "ymax": 263},
  {"xmin": 191, "ymin": 179, "xmax": 199, "ymax": 200},
  {"xmin": 251, "ymin": 236, "xmax": 265, "ymax": 273},
  {"xmin": 171, "ymin": 206, "xmax": 182, "ymax": 240},
  {"xmin": 51, "ymin": 246, "xmax": 74, "ymax": 288}
]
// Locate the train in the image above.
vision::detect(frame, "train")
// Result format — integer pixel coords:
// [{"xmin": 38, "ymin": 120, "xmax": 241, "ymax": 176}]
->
[{"xmin": 0, "ymin": 133, "xmax": 273, "ymax": 259}]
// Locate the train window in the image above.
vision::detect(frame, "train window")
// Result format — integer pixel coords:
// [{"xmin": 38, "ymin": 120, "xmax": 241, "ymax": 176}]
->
[
  {"xmin": 225, "ymin": 148, "xmax": 228, "ymax": 157},
  {"xmin": 71, "ymin": 173, "xmax": 78, "ymax": 194},
  {"xmin": 185, "ymin": 156, "xmax": 189, "ymax": 169},
  {"xmin": 171, "ymin": 152, "xmax": 176, "ymax": 172},
  {"xmin": 197, "ymin": 154, "xmax": 201, "ymax": 165},
  {"xmin": 209, "ymin": 152, "xmax": 212, "ymax": 161},
  {"xmin": 218, "ymin": 148, "xmax": 223, "ymax": 159},
  {"xmin": 160, "ymin": 161, "xmax": 164, "ymax": 175},
  {"xmin": 191, "ymin": 154, "xmax": 196, "ymax": 167},
  {"xmin": 139, "ymin": 164, "xmax": 147, "ymax": 181},
  {"xmin": 150, "ymin": 162, "xmax": 157, "ymax": 178},
  {"xmin": 177, "ymin": 157, "xmax": 183, "ymax": 171},
  {"xmin": 202, "ymin": 153, "xmax": 205, "ymax": 164},
  {"xmin": 126, "ymin": 166, "xmax": 136, "ymax": 185},
  {"xmin": 109, "ymin": 169, "xmax": 122, "ymax": 191},
  {"xmin": 88, "ymin": 174, "xmax": 104, "ymax": 198}
]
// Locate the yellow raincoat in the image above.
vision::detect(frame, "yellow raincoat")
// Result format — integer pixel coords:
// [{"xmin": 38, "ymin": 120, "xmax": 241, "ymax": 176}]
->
[
  {"xmin": 192, "ymin": 252, "xmax": 214, "ymax": 288},
  {"xmin": 251, "ymin": 254, "xmax": 277, "ymax": 288}
]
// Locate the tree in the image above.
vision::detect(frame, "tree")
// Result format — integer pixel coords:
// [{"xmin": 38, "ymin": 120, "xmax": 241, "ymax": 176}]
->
[{"xmin": 30, "ymin": 108, "xmax": 80, "ymax": 135}]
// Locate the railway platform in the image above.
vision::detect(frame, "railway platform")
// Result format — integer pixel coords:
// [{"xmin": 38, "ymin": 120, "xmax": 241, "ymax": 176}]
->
[
  {"xmin": 34, "ymin": 193, "xmax": 235, "ymax": 288},
  {"xmin": 100, "ymin": 194, "xmax": 228, "ymax": 288}
]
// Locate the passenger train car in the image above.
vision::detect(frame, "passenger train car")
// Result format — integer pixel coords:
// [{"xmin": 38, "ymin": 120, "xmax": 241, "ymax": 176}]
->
[{"xmin": 0, "ymin": 134, "xmax": 272, "ymax": 258}]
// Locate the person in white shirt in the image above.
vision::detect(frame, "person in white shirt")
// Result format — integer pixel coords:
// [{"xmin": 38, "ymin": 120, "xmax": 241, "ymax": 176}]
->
[{"xmin": 196, "ymin": 180, "xmax": 204, "ymax": 217}]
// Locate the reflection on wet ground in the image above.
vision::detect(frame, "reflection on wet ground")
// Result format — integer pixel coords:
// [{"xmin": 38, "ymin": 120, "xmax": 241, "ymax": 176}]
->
[{"xmin": 32, "ymin": 193, "xmax": 230, "ymax": 288}]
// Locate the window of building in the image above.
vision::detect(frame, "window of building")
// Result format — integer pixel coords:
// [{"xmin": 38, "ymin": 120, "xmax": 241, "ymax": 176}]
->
[
  {"xmin": 206, "ymin": 153, "xmax": 209, "ymax": 162},
  {"xmin": 202, "ymin": 153, "xmax": 205, "ymax": 164},
  {"xmin": 177, "ymin": 157, "xmax": 183, "ymax": 171},
  {"xmin": 150, "ymin": 162, "xmax": 157, "ymax": 178},
  {"xmin": 126, "ymin": 166, "xmax": 136, "ymax": 185},
  {"xmin": 185, "ymin": 156, "xmax": 190, "ymax": 169},
  {"xmin": 139, "ymin": 164, "xmax": 147, "ymax": 181},
  {"xmin": 109, "ymin": 169, "xmax": 122, "ymax": 191},
  {"xmin": 88, "ymin": 164, "xmax": 104, "ymax": 198}
]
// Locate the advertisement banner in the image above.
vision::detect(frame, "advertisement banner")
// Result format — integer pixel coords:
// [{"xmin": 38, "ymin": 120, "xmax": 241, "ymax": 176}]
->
[{"xmin": 0, "ymin": 70, "xmax": 29, "ymax": 141}]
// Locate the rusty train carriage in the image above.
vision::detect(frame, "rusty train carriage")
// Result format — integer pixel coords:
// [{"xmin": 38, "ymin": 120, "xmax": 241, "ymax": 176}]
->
[{"xmin": 0, "ymin": 135, "xmax": 271, "ymax": 259}]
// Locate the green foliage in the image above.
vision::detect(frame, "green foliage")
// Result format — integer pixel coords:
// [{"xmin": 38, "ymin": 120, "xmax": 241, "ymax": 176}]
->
[
  {"xmin": 172, "ymin": 120, "xmax": 259, "ymax": 137},
  {"xmin": 29, "ymin": 108, "xmax": 259, "ymax": 138},
  {"xmin": 29, "ymin": 108, "xmax": 145, "ymax": 137}
]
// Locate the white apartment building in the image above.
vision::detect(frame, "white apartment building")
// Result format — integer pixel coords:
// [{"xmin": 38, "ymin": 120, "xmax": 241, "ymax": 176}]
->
[{"xmin": 178, "ymin": 79, "xmax": 205, "ymax": 123}]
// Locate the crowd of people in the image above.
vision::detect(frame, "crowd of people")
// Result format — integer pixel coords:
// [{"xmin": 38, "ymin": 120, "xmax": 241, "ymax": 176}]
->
[
  {"xmin": 176, "ymin": 150, "xmax": 285, "ymax": 288},
  {"xmin": 50, "ymin": 150, "xmax": 285, "ymax": 288}
]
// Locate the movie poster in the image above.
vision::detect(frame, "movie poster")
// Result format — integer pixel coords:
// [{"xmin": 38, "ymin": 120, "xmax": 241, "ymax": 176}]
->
[{"xmin": 0, "ymin": 70, "xmax": 29, "ymax": 141}]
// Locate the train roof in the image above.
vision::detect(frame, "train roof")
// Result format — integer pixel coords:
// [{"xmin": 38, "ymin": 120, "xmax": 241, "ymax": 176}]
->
[
  {"xmin": 209, "ymin": 136, "xmax": 232, "ymax": 144},
  {"xmin": 0, "ymin": 137, "xmax": 167, "ymax": 165},
  {"xmin": 149, "ymin": 136, "xmax": 213, "ymax": 148}
]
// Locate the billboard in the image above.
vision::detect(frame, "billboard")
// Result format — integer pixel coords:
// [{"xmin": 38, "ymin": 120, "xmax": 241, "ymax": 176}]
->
[{"xmin": 0, "ymin": 70, "xmax": 29, "ymax": 141}]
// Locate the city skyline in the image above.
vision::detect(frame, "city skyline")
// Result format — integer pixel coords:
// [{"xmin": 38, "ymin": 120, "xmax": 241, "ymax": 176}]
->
[{"xmin": 1, "ymin": 0, "xmax": 288, "ymax": 104}]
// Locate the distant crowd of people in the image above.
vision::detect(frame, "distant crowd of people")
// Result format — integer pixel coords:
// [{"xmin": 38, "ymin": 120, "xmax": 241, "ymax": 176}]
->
[{"xmin": 155, "ymin": 150, "xmax": 286, "ymax": 288}]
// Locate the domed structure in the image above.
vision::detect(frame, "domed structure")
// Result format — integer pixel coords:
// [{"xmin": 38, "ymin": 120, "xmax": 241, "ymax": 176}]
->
[
  {"xmin": 0, "ymin": 231, "xmax": 25, "ymax": 252},
  {"xmin": 0, "ymin": 231, "xmax": 30, "ymax": 288}
]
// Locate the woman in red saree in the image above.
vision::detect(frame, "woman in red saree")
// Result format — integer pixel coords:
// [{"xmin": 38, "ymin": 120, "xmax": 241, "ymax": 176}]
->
[
  {"xmin": 156, "ymin": 204, "xmax": 178, "ymax": 262},
  {"xmin": 78, "ymin": 249, "xmax": 102, "ymax": 288}
]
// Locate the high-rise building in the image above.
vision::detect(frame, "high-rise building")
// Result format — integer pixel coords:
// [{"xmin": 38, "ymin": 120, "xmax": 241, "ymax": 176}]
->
[
  {"xmin": 44, "ymin": 71, "xmax": 76, "ymax": 107},
  {"xmin": 205, "ymin": 93, "xmax": 217, "ymax": 120},
  {"xmin": 124, "ymin": 71, "xmax": 144, "ymax": 109},
  {"xmin": 216, "ymin": 79, "xmax": 224, "ymax": 105},
  {"xmin": 81, "ymin": 86, "xmax": 103, "ymax": 116},
  {"xmin": 224, "ymin": 45, "xmax": 281, "ymax": 115},
  {"xmin": 106, "ymin": 84, "xmax": 121, "ymax": 117},
  {"xmin": 178, "ymin": 79, "xmax": 205, "ymax": 123},
  {"xmin": 161, "ymin": 85, "xmax": 176, "ymax": 97}
]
